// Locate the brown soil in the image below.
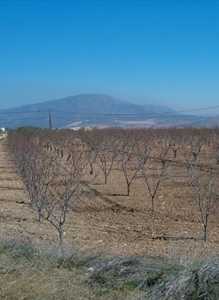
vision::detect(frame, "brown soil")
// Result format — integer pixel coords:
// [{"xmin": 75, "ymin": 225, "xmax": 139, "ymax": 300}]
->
[{"xmin": 0, "ymin": 139, "xmax": 218, "ymax": 260}]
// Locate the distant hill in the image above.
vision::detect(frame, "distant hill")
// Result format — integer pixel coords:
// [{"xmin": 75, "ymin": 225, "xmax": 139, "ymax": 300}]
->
[{"xmin": 0, "ymin": 94, "xmax": 213, "ymax": 129}]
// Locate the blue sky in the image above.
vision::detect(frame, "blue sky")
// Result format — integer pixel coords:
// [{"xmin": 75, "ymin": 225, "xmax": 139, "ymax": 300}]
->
[{"xmin": 0, "ymin": 0, "xmax": 218, "ymax": 111}]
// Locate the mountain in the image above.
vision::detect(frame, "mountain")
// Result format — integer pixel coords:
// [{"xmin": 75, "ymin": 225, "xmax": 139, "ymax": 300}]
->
[{"xmin": 0, "ymin": 94, "xmax": 212, "ymax": 129}]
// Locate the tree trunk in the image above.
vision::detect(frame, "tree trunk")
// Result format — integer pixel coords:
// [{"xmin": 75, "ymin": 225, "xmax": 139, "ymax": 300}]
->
[
  {"xmin": 104, "ymin": 172, "xmax": 107, "ymax": 184},
  {"xmin": 126, "ymin": 182, "xmax": 130, "ymax": 196},
  {"xmin": 89, "ymin": 162, "xmax": 94, "ymax": 175},
  {"xmin": 58, "ymin": 228, "xmax": 64, "ymax": 255},
  {"xmin": 151, "ymin": 196, "xmax": 155, "ymax": 215},
  {"xmin": 203, "ymin": 223, "xmax": 208, "ymax": 242},
  {"xmin": 37, "ymin": 207, "xmax": 43, "ymax": 223}
]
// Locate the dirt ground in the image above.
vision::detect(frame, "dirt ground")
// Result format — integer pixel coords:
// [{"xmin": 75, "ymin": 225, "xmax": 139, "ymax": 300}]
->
[{"xmin": 0, "ymin": 139, "xmax": 218, "ymax": 260}]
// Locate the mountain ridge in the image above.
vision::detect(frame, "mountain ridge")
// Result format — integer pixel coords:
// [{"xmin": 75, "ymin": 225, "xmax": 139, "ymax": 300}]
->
[{"xmin": 0, "ymin": 93, "xmax": 212, "ymax": 129}]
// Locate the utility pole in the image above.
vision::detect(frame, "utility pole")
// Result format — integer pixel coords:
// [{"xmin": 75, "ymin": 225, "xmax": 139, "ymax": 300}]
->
[{"xmin": 48, "ymin": 111, "xmax": 53, "ymax": 129}]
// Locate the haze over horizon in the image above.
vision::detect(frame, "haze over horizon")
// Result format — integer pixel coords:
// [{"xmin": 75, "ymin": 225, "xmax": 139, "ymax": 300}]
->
[{"xmin": 0, "ymin": 1, "xmax": 218, "ymax": 113}]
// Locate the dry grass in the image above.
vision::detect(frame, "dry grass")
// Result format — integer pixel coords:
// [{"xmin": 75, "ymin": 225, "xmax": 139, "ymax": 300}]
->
[
  {"xmin": 0, "ymin": 240, "xmax": 218, "ymax": 300},
  {"xmin": 0, "ymin": 240, "xmax": 146, "ymax": 300}
]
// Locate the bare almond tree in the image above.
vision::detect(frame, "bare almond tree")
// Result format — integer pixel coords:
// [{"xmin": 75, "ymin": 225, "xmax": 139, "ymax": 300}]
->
[
  {"xmin": 79, "ymin": 129, "xmax": 101, "ymax": 178},
  {"xmin": 119, "ymin": 137, "xmax": 150, "ymax": 196},
  {"xmin": 25, "ymin": 149, "xmax": 57, "ymax": 222},
  {"xmin": 142, "ymin": 159, "xmax": 168, "ymax": 215},
  {"xmin": 183, "ymin": 134, "xmax": 204, "ymax": 170},
  {"xmin": 188, "ymin": 166, "xmax": 217, "ymax": 241},
  {"xmin": 97, "ymin": 137, "xmax": 119, "ymax": 185},
  {"xmin": 45, "ymin": 150, "xmax": 86, "ymax": 253},
  {"xmin": 83, "ymin": 142, "xmax": 100, "ymax": 181},
  {"xmin": 141, "ymin": 138, "xmax": 170, "ymax": 215},
  {"xmin": 8, "ymin": 130, "xmax": 56, "ymax": 222}
]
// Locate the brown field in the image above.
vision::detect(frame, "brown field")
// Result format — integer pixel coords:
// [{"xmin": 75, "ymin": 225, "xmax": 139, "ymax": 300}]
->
[{"xmin": 1, "ymin": 130, "xmax": 219, "ymax": 261}]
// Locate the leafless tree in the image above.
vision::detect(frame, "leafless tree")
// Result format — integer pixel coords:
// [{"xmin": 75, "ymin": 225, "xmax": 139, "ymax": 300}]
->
[
  {"xmin": 141, "ymin": 138, "xmax": 170, "ymax": 215},
  {"xmin": 8, "ymin": 131, "xmax": 58, "ymax": 222},
  {"xmin": 118, "ymin": 137, "xmax": 150, "ymax": 196},
  {"xmin": 79, "ymin": 129, "xmax": 101, "ymax": 178},
  {"xmin": 45, "ymin": 149, "xmax": 86, "ymax": 253},
  {"xmin": 183, "ymin": 134, "xmax": 204, "ymax": 170},
  {"xmin": 97, "ymin": 137, "xmax": 119, "ymax": 184},
  {"xmin": 25, "ymin": 149, "xmax": 57, "ymax": 222},
  {"xmin": 188, "ymin": 166, "xmax": 217, "ymax": 241},
  {"xmin": 142, "ymin": 159, "xmax": 168, "ymax": 216}
]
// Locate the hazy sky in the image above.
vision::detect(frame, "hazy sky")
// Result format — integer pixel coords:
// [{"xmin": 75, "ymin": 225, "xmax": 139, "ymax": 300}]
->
[{"xmin": 0, "ymin": 0, "xmax": 218, "ymax": 111}]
